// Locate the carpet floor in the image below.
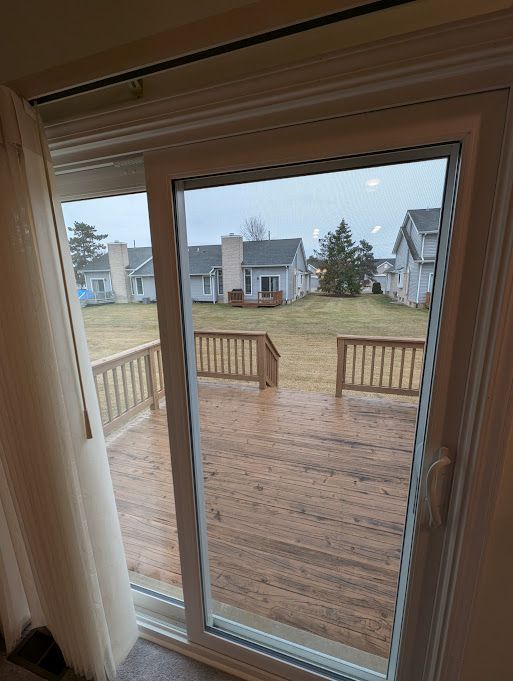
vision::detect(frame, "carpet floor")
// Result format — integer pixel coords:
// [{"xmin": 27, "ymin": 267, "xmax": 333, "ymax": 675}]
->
[{"xmin": 0, "ymin": 639, "xmax": 239, "ymax": 681}]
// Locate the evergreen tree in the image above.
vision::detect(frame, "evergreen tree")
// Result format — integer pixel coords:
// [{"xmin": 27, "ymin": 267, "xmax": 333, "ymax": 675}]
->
[
  {"xmin": 68, "ymin": 221, "xmax": 108, "ymax": 286},
  {"xmin": 314, "ymin": 219, "xmax": 375, "ymax": 296}
]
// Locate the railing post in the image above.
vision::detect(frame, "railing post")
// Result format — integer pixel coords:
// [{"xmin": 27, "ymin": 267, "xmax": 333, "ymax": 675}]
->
[
  {"xmin": 335, "ymin": 337, "xmax": 345, "ymax": 397},
  {"xmin": 257, "ymin": 335, "xmax": 267, "ymax": 390},
  {"xmin": 147, "ymin": 346, "xmax": 160, "ymax": 410}
]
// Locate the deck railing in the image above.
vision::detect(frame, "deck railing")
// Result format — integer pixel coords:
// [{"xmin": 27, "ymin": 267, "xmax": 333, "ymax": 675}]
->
[
  {"xmin": 335, "ymin": 335, "xmax": 425, "ymax": 397},
  {"xmin": 195, "ymin": 330, "xmax": 279, "ymax": 389},
  {"xmin": 92, "ymin": 340, "xmax": 164, "ymax": 434},
  {"xmin": 258, "ymin": 290, "xmax": 283, "ymax": 306},
  {"xmin": 93, "ymin": 331, "xmax": 280, "ymax": 431}
]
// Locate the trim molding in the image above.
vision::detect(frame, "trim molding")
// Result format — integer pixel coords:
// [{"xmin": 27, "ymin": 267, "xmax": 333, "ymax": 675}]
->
[{"xmin": 46, "ymin": 9, "xmax": 513, "ymax": 171}]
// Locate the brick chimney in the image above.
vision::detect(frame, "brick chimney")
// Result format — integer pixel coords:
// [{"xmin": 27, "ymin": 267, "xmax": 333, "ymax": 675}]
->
[
  {"xmin": 221, "ymin": 234, "xmax": 243, "ymax": 302},
  {"xmin": 108, "ymin": 242, "xmax": 130, "ymax": 303}
]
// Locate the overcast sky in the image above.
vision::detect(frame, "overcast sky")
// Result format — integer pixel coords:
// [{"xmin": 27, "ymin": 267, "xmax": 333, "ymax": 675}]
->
[{"xmin": 62, "ymin": 158, "xmax": 447, "ymax": 258}]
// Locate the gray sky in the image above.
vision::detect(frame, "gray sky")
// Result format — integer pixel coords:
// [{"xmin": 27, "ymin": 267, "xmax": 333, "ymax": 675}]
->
[{"xmin": 62, "ymin": 158, "xmax": 447, "ymax": 258}]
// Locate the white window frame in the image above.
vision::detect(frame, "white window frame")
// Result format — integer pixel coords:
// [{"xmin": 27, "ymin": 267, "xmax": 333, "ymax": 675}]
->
[
  {"xmin": 131, "ymin": 276, "xmax": 144, "ymax": 295},
  {"xmin": 244, "ymin": 268, "xmax": 252, "ymax": 295},
  {"xmin": 260, "ymin": 274, "xmax": 280, "ymax": 292},
  {"xmin": 397, "ymin": 271, "xmax": 403, "ymax": 288},
  {"xmin": 91, "ymin": 277, "xmax": 106, "ymax": 293},
  {"xmin": 202, "ymin": 275, "xmax": 211, "ymax": 295},
  {"xmin": 217, "ymin": 269, "xmax": 223, "ymax": 295},
  {"xmin": 143, "ymin": 91, "xmax": 508, "ymax": 681}
]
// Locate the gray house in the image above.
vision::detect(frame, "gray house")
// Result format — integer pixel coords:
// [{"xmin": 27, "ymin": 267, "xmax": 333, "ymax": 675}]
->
[
  {"xmin": 384, "ymin": 208, "xmax": 440, "ymax": 307},
  {"xmin": 372, "ymin": 258, "xmax": 396, "ymax": 291},
  {"xmin": 82, "ymin": 234, "xmax": 313, "ymax": 304}
]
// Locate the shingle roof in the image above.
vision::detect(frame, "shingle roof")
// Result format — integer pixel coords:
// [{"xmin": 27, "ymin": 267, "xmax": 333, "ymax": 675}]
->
[
  {"xmin": 408, "ymin": 208, "xmax": 441, "ymax": 233},
  {"xmin": 83, "ymin": 246, "xmax": 153, "ymax": 272},
  {"xmin": 84, "ymin": 239, "xmax": 302, "ymax": 276},
  {"xmin": 374, "ymin": 258, "xmax": 395, "ymax": 267},
  {"xmin": 242, "ymin": 238, "xmax": 301, "ymax": 266},
  {"xmin": 188, "ymin": 245, "xmax": 222, "ymax": 274}
]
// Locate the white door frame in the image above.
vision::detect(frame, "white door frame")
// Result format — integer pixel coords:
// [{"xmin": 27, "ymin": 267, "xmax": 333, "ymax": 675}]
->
[{"xmin": 144, "ymin": 90, "xmax": 508, "ymax": 681}]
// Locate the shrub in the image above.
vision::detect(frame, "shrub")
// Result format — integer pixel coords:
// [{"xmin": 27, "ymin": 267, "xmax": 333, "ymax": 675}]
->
[{"xmin": 372, "ymin": 282, "xmax": 383, "ymax": 294}]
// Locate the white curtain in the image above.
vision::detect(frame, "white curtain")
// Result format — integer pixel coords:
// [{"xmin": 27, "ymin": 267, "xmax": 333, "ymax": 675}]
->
[{"xmin": 0, "ymin": 86, "xmax": 138, "ymax": 678}]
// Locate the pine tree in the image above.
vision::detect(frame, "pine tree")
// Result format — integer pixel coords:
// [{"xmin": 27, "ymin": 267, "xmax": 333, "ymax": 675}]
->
[
  {"xmin": 68, "ymin": 221, "xmax": 108, "ymax": 286},
  {"xmin": 314, "ymin": 219, "xmax": 375, "ymax": 296}
]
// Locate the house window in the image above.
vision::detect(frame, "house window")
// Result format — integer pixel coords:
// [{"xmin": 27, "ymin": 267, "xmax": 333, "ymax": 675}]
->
[
  {"xmin": 244, "ymin": 269, "xmax": 252, "ymax": 295},
  {"xmin": 397, "ymin": 271, "xmax": 403, "ymax": 288},
  {"xmin": 91, "ymin": 278, "xmax": 106, "ymax": 293},
  {"xmin": 261, "ymin": 275, "xmax": 280, "ymax": 292},
  {"xmin": 203, "ymin": 276, "xmax": 212, "ymax": 295},
  {"xmin": 131, "ymin": 277, "xmax": 144, "ymax": 295},
  {"xmin": 217, "ymin": 270, "xmax": 223, "ymax": 295}
]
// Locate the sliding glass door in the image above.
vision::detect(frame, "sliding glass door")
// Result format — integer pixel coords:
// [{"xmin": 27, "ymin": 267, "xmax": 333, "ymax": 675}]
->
[{"xmin": 144, "ymin": 92, "xmax": 507, "ymax": 681}]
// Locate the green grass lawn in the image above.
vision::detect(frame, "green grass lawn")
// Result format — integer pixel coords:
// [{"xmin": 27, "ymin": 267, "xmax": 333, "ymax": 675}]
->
[{"xmin": 82, "ymin": 294, "xmax": 428, "ymax": 394}]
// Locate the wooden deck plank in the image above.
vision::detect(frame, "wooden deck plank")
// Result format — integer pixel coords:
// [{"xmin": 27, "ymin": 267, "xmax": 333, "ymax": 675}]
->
[{"xmin": 106, "ymin": 381, "xmax": 417, "ymax": 659}]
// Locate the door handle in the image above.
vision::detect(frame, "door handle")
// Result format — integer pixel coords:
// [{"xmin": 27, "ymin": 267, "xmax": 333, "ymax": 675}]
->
[{"xmin": 426, "ymin": 447, "xmax": 452, "ymax": 528}]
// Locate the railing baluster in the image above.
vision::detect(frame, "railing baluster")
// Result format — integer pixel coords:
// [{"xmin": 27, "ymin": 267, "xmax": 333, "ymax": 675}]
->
[
  {"xmin": 360, "ymin": 345, "xmax": 366, "ymax": 385},
  {"xmin": 398, "ymin": 347, "xmax": 406, "ymax": 389},
  {"xmin": 389, "ymin": 347, "xmax": 395, "ymax": 387},
  {"xmin": 129, "ymin": 360, "xmax": 137, "ymax": 406},
  {"xmin": 112, "ymin": 366, "xmax": 121, "ymax": 418},
  {"xmin": 137, "ymin": 356, "xmax": 145, "ymax": 400},
  {"xmin": 103, "ymin": 371, "xmax": 112, "ymax": 423},
  {"xmin": 370, "ymin": 345, "xmax": 376, "ymax": 387},
  {"xmin": 120, "ymin": 364, "xmax": 129, "ymax": 412},
  {"xmin": 409, "ymin": 347, "xmax": 417, "ymax": 390}
]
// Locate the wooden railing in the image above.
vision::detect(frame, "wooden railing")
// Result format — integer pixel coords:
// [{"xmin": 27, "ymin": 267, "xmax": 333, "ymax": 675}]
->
[
  {"xmin": 258, "ymin": 290, "xmax": 283, "ymax": 306},
  {"xmin": 195, "ymin": 330, "xmax": 279, "ymax": 389},
  {"xmin": 92, "ymin": 340, "xmax": 164, "ymax": 434},
  {"xmin": 335, "ymin": 335, "xmax": 425, "ymax": 397},
  {"xmin": 93, "ymin": 331, "xmax": 280, "ymax": 431},
  {"xmin": 227, "ymin": 290, "xmax": 244, "ymax": 305}
]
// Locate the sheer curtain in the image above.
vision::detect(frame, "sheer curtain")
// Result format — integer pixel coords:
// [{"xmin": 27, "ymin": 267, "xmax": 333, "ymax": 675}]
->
[{"xmin": 0, "ymin": 86, "xmax": 138, "ymax": 679}]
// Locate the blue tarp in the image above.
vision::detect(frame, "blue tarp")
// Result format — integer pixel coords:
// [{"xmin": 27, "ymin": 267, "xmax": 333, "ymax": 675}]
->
[{"xmin": 77, "ymin": 288, "xmax": 95, "ymax": 300}]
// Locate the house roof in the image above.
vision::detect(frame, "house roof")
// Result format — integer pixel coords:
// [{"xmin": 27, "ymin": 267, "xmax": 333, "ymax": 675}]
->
[
  {"xmin": 188, "ymin": 244, "xmax": 222, "ymax": 274},
  {"xmin": 392, "ymin": 208, "xmax": 441, "ymax": 259},
  {"xmin": 84, "ymin": 238, "xmax": 303, "ymax": 276},
  {"xmin": 374, "ymin": 257, "xmax": 395, "ymax": 268},
  {"xmin": 408, "ymin": 208, "xmax": 441, "ymax": 233},
  {"xmin": 83, "ymin": 246, "xmax": 153, "ymax": 272}
]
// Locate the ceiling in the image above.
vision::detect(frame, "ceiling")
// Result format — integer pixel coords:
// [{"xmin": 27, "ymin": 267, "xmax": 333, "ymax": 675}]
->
[{"xmin": 0, "ymin": 0, "xmax": 256, "ymax": 83}]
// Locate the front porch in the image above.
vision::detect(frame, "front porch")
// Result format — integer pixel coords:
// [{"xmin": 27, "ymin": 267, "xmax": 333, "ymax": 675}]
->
[{"xmin": 106, "ymin": 380, "xmax": 416, "ymax": 661}]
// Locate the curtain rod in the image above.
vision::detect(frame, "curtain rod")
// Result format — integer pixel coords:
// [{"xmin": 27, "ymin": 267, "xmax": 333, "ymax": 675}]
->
[{"xmin": 31, "ymin": 0, "xmax": 413, "ymax": 106}]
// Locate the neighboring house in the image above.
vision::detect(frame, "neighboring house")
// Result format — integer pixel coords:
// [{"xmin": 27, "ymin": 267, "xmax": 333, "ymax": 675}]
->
[
  {"xmin": 385, "ymin": 208, "xmax": 440, "ymax": 307},
  {"xmin": 82, "ymin": 235, "xmax": 314, "ymax": 304},
  {"xmin": 371, "ymin": 258, "xmax": 396, "ymax": 291}
]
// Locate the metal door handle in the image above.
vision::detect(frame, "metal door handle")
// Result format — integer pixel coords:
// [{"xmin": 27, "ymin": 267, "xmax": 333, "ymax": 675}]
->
[{"xmin": 426, "ymin": 447, "xmax": 452, "ymax": 528}]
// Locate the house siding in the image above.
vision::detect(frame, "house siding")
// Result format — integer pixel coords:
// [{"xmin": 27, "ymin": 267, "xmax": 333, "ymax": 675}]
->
[
  {"xmin": 130, "ymin": 275, "xmax": 157, "ymax": 302},
  {"xmin": 246, "ymin": 266, "xmax": 288, "ymax": 300},
  {"xmin": 191, "ymin": 274, "xmax": 216, "ymax": 302},
  {"xmin": 84, "ymin": 270, "xmax": 112, "ymax": 292},
  {"xmin": 422, "ymin": 233, "xmax": 438, "ymax": 260},
  {"xmin": 416, "ymin": 263, "xmax": 435, "ymax": 305}
]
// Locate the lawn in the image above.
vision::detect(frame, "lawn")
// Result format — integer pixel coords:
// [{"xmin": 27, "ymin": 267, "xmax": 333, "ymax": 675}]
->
[{"xmin": 82, "ymin": 294, "xmax": 428, "ymax": 394}]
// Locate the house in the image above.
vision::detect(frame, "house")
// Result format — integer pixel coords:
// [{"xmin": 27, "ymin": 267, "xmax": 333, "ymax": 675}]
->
[
  {"xmin": 385, "ymin": 208, "xmax": 440, "ymax": 307},
  {"xmin": 82, "ymin": 234, "xmax": 313, "ymax": 304},
  {"xmin": 371, "ymin": 258, "xmax": 396, "ymax": 291}
]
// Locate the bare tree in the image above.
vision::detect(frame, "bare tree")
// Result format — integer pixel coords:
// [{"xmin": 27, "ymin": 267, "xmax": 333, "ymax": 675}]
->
[{"xmin": 242, "ymin": 216, "xmax": 267, "ymax": 241}]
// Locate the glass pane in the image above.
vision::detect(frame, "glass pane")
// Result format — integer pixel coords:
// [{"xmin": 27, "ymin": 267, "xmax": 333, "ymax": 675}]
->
[
  {"xmin": 62, "ymin": 196, "xmax": 184, "ymax": 608},
  {"xmin": 178, "ymin": 153, "xmax": 454, "ymax": 677}
]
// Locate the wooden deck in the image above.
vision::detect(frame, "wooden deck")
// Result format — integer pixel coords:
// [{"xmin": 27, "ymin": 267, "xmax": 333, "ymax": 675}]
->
[{"xmin": 106, "ymin": 382, "xmax": 417, "ymax": 659}]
